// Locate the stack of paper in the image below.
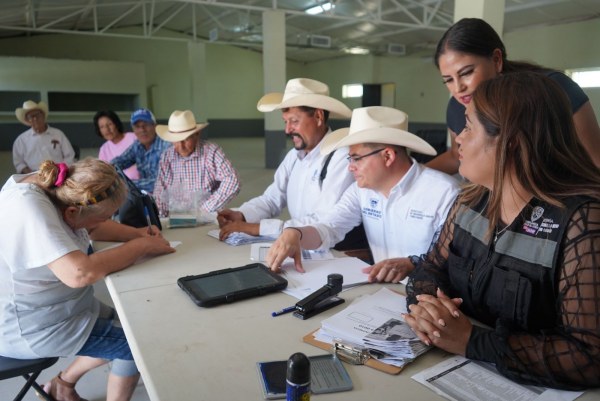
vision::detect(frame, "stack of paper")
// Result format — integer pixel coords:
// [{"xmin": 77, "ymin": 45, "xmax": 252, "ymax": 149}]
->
[
  {"xmin": 314, "ymin": 288, "xmax": 429, "ymax": 368},
  {"xmin": 207, "ymin": 229, "xmax": 276, "ymax": 246}
]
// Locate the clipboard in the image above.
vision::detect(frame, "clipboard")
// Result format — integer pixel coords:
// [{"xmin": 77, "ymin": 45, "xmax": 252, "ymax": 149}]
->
[{"xmin": 302, "ymin": 329, "xmax": 403, "ymax": 375}]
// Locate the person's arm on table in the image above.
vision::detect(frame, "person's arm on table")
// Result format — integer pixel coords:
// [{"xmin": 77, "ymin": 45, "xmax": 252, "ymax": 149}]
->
[
  {"xmin": 48, "ymin": 234, "xmax": 175, "ymax": 288},
  {"xmin": 405, "ymin": 204, "xmax": 600, "ymax": 390},
  {"xmin": 363, "ymin": 257, "xmax": 415, "ymax": 283},
  {"xmin": 218, "ymin": 221, "xmax": 259, "ymax": 240},
  {"xmin": 88, "ymin": 219, "xmax": 161, "ymax": 241},
  {"xmin": 265, "ymin": 226, "xmax": 322, "ymax": 273}
]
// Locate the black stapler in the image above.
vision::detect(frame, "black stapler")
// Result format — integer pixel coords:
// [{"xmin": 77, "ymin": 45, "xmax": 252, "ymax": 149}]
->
[{"xmin": 293, "ymin": 274, "xmax": 345, "ymax": 320}]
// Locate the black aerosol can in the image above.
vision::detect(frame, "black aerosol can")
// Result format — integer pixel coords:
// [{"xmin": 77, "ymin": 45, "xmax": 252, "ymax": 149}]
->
[{"xmin": 286, "ymin": 352, "xmax": 310, "ymax": 401}]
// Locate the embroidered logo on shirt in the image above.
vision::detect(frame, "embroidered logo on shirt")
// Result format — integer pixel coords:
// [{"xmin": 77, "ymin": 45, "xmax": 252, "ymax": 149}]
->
[
  {"xmin": 362, "ymin": 198, "xmax": 382, "ymax": 219},
  {"xmin": 408, "ymin": 209, "xmax": 434, "ymax": 220}
]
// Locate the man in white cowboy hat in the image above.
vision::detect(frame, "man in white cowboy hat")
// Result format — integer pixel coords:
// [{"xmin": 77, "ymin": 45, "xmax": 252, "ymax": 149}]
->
[
  {"xmin": 13, "ymin": 100, "xmax": 75, "ymax": 174},
  {"xmin": 153, "ymin": 110, "xmax": 240, "ymax": 216},
  {"xmin": 266, "ymin": 106, "xmax": 459, "ymax": 283},
  {"xmin": 218, "ymin": 78, "xmax": 367, "ymax": 250},
  {"xmin": 111, "ymin": 108, "xmax": 171, "ymax": 193}
]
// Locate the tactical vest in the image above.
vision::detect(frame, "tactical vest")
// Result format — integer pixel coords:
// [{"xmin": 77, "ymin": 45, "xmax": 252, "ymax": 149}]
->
[{"xmin": 449, "ymin": 193, "xmax": 591, "ymax": 331}]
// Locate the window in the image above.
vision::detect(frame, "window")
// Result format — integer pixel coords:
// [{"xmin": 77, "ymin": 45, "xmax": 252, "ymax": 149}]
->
[
  {"xmin": 566, "ymin": 68, "xmax": 600, "ymax": 88},
  {"xmin": 342, "ymin": 84, "xmax": 363, "ymax": 98},
  {"xmin": 48, "ymin": 92, "xmax": 139, "ymax": 112},
  {"xmin": 0, "ymin": 91, "xmax": 41, "ymax": 112}
]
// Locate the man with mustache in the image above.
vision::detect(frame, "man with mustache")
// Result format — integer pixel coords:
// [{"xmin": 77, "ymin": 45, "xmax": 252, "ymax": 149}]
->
[
  {"xmin": 266, "ymin": 107, "xmax": 458, "ymax": 283},
  {"xmin": 218, "ymin": 78, "xmax": 365, "ymax": 250}
]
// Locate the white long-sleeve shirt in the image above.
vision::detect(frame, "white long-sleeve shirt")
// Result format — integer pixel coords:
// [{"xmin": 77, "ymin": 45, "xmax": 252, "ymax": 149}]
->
[
  {"xmin": 12, "ymin": 125, "xmax": 75, "ymax": 172},
  {"xmin": 313, "ymin": 161, "xmax": 459, "ymax": 262},
  {"xmin": 238, "ymin": 132, "xmax": 354, "ymax": 237}
]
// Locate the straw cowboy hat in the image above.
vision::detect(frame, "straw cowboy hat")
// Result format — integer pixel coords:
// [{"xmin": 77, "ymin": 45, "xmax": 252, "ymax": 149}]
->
[
  {"xmin": 156, "ymin": 110, "xmax": 209, "ymax": 142},
  {"xmin": 320, "ymin": 106, "xmax": 437, "ymax": 156},
  {"xmin": 15, "ymin": 100, "xmax": 49, "ymax": 126},
  {"xmin": 257, "ymin": 78, "xmax": 352, "ymax": 119}
]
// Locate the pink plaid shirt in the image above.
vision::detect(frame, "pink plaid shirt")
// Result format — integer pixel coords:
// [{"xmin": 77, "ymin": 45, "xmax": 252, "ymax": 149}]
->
[{"xmin": 154, "ymin": 140, "xmax": 240, "ymax": 216}]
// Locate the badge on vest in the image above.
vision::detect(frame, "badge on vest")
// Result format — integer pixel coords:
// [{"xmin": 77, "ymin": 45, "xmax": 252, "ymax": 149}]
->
[{"xmin": 522, "ymin": 206, "xmax": 559, "ymax": 236}]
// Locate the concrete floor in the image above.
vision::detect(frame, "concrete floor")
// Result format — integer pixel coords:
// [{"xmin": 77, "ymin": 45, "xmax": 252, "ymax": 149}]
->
[{"xmin": 0, "ymin": 137, "xmax": 282, "ymax": 401}]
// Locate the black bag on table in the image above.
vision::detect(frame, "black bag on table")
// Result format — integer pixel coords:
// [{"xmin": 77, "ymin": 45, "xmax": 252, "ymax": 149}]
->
[{"xmin": 116, "ymin": 167, "xmax": 162, "ymax": 230}]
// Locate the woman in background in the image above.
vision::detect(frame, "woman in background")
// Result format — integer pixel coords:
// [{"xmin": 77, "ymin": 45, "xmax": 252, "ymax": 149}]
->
[
  {"xmin": 427, "ymin": 17, "xmax": 600, "ymax": 174},
  {"xmin": 95, "ymin": 110, "xmax": 139, "ymax": 180},
  {"xmin": 0, "ymin": 159, "xmax": 174, "ymax": 401},
  {"xmin": 405, "ymin": 72, "xmax": 600, "ymax": 390}
]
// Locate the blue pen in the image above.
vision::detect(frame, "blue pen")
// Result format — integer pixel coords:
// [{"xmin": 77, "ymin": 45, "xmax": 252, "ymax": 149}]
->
[
  {"xmin": 271, "ymin": 306, "xmax": 296, "ymax": 317},
  {"xmin": 143, "ymin": 206, "xmax": 152, "ymax": 234}
]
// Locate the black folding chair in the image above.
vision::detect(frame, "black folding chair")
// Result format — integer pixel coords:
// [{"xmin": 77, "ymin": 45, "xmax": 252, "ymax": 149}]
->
[{"xmin": 0, "ymin": 356, "xmax": 58, "ymax": 401}]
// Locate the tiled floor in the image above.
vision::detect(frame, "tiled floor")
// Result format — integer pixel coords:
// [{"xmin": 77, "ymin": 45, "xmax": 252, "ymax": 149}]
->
[{"xmin": 0, "ymin": 137, "xmax": 282, "ymax": 401}]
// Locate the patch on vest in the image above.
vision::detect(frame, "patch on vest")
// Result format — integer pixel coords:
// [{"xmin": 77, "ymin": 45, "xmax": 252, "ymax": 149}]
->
[
  {"xmin": 531, "ymin": 206, "xmax": 544, "ymax": 222},
  {"xmin": 522, "ymin": 206, "xmax": 559, "ymax": 235}
]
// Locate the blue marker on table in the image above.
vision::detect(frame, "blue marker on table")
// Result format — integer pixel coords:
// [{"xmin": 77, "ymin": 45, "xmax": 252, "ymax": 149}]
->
[{"xmin": 272, "ymin": 306, "xmax": 296, "ymax": 317}]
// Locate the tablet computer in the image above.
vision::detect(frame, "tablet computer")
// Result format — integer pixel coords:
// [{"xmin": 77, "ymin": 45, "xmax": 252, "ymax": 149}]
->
[{"xmin": 177, "ymin": 263, "xmax": 288, "ymax": 307}]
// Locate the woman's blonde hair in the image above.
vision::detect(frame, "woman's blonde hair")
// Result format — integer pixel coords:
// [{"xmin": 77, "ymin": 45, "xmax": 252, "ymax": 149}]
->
[{"xmin": 38, "ymin": 158, "xmax": 127, "ymax": 216}]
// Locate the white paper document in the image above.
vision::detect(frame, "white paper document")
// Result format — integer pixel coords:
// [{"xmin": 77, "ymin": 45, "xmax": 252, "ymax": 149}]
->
[
  {"xmin": 280, "ymin": 257, "xmax": 370, "ymax": 300},
  {"xmin": 314, "ymin": 288, "xmax": 429, "ymax": 367},
  {"xmin": 412, "ymin": 356, "xmax": 584, "ymax": 401},
  {"xmin": 207, "ymin": 229, "xmax": 276, "ymax": 246},
  {"xmin": 250, "ymin": 242, "xmax": 335, "ymax": 263}
]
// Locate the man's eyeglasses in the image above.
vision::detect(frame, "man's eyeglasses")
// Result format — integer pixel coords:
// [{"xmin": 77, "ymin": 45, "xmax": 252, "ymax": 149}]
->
[
  {"xmin": 346, "ymin": 148, "xmax": 386, "ymax": 164},
  {"xmin": 26, "ymin": 111, "xmax": 44, "ymax": 121}
]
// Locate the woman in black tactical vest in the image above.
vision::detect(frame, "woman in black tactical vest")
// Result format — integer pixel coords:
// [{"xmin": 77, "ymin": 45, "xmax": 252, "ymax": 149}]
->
[{"xmin": 404, "ymin": 71, "xmax": 600, "ymax": 390}]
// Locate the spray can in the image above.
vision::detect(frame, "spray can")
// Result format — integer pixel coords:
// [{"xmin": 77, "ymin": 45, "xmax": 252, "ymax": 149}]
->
[{"xmin": 286, "ymin": 352, "xmax": 310, "ymax": 401}]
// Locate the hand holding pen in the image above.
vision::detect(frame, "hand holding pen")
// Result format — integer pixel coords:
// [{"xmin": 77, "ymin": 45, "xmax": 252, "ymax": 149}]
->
[{"xmin": 144, "ymin": 206, "xmax": 157, "ymax": 236}]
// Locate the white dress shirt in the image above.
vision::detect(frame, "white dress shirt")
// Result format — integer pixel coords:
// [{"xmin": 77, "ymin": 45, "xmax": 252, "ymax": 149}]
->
[
  {"xmin": 238, "ymin": 131, "xmax": 354, "ymax": 237},
  {"xmin": 313, "ymin": 160, "xmax": 459, "ymax": 262}
]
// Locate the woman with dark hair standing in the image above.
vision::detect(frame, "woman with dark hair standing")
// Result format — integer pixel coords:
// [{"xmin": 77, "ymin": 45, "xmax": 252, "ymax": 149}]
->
[
  {"xmin": 427, "ymin": 18, "xmax": 600, "ymax": 173},
  {"xmin": 94, "ymin": 110, "xmax": 140, "ymax": 180},
  {"xmin": 404, "ymin": 72, "xmax": 600, "ymax": 390}
]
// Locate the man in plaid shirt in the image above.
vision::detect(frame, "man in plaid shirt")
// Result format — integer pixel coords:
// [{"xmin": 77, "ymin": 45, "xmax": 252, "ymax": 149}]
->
[
  {"xmin": 153, "ymin": 110, "xmax": 240, "ymax": 216},
  {"xmin": 111, "ymin": 108, "xmax": 171, "ymax": 193}
]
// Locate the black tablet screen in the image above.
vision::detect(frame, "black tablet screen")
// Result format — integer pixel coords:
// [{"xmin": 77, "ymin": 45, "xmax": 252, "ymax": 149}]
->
[
  {"xmin": 178, "ymin": 263, "xmax": 288, "ymax": 306},
  {"xmin": 186, "ymin": 266, "xmax": 279, "ymax": 298}
]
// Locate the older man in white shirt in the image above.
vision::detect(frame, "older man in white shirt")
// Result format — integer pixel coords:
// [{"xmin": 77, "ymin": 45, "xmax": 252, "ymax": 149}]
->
[
  {"xmin": 266, "ymin": 106, "xmax": 459, "ymax": 283},
  {"xmin": 13, "ymin": 100, "xmax": 75, "ymax": 173},
  {"xmin": 218, "ymin": 78, "xmax": 366, "ymax": 250}
]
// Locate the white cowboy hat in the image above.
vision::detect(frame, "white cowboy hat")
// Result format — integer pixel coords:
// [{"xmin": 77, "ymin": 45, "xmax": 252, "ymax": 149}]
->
[
  {"xmin": 15, "ymin": 100, "xmax": 49, "ymax": 126},
  {"xmin": 257, "ymin": 78, "xmax": 352, "ymax": 119},
  {"xmin": 321, "ymin": 106, "xmax": 437, "ymax": 156},
  {"xmin": 156, "ymin": 110, "xmax": 209, "ymax": 142}
]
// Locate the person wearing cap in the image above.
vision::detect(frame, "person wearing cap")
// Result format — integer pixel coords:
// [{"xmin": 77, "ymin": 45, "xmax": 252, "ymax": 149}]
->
[
  {"xmin": 13, "ymin": 100, "xmax": 75, "ymax": 174},
  {"xmin": 153, "ymin": 110, "xmax": 240, "ymax": 216},
  {"xmin": 266, "ymin": 106, "xmax": 459, "ymax": 283},
  {"xmin": 111, "ymin": 108, "xmax": 171, "ymax": 193},
  {"xmin": 218, "ymin": 78, "xmax": 364, "ymax": 249}
]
